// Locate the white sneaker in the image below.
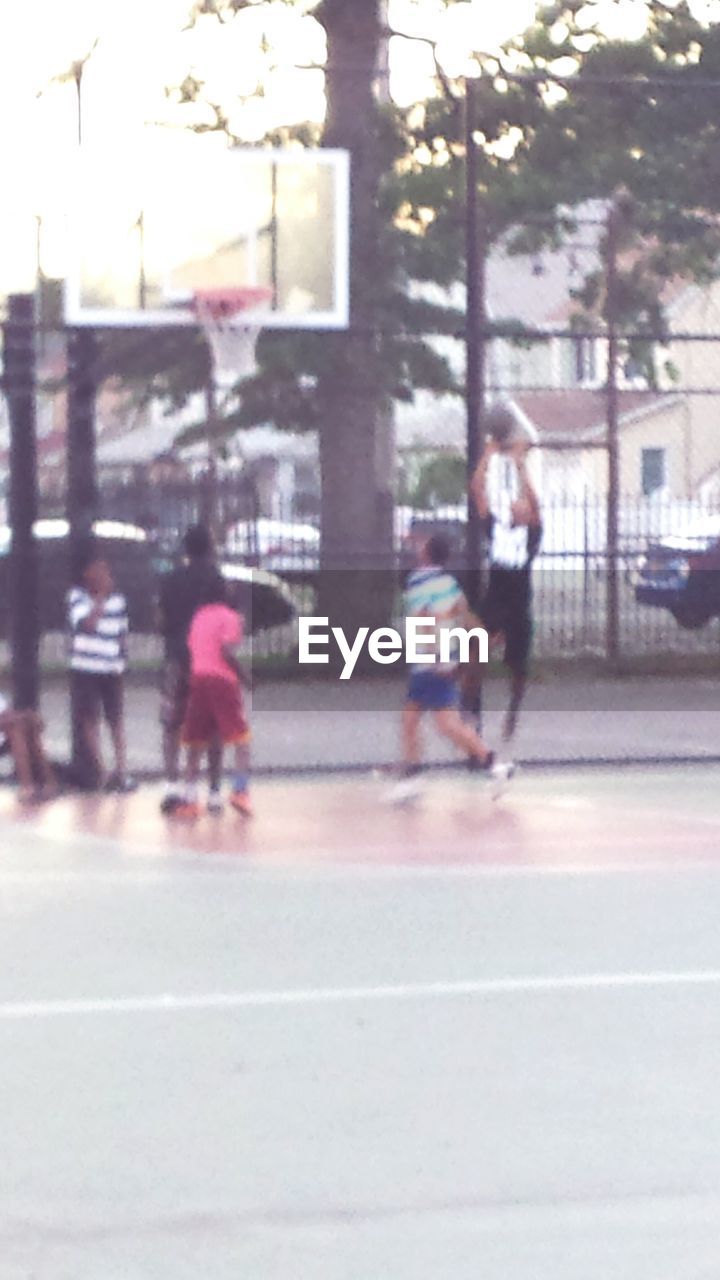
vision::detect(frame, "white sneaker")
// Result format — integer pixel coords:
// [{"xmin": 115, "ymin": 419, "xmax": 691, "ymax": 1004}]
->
[
  {"xmin": 388, "ymin": 776, "xmax": 423, "ymax": 806},
  {"xmin": 489, "ymin": 761, "xmax": 516, "ymax": 783},
  {"xmin": 207, "ymin": 790, "xmax": 225, "ymax": 815},
  {"xmin": 489, "ymin": 761, "xmax": 516, "ymax": 799}
]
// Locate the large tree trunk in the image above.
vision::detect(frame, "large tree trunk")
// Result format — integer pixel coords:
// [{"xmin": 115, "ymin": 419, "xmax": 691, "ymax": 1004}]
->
[{"xmin": 316, "ymin": 0, "xmax": 395, "ymax": 653}]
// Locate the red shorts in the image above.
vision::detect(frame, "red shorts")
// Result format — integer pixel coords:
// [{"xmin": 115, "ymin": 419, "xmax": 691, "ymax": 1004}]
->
[{"xmin": 181, "ymin": 677, "xmax": 250, "ymax": 748}]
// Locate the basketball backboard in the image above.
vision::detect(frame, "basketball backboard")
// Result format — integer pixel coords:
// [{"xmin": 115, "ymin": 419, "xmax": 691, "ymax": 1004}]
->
[{"xmin": 63, "ymin": 132, "xmax": 349, "ymax": 330}]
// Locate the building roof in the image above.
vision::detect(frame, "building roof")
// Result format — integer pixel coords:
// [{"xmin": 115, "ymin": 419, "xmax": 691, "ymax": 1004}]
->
[{"xmin": 513, "ymin": 389, "xmax": 682, "ymax": 444}]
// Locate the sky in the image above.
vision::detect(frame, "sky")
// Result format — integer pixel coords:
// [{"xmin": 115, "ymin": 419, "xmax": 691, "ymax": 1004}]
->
[
  {"xmin": 0, "ymin": 0, "xmax": 535, "ymax": 294},
  {"xmin": 0, "ymin": 0, "xmax": 718, "ymax": 296}
]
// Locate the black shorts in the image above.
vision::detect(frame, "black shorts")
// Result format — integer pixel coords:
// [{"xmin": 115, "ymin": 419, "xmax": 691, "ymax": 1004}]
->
[
  {"xmin": 159, "ymin": 658, "xmax": 190, "ymax": 732},
  {"xmin": 481, "ymin": 596, "xmax": 533, "ymax": 674},
  {"xmin": 72, "ymin": 671, "xmax": 124, "ymax": 730}
]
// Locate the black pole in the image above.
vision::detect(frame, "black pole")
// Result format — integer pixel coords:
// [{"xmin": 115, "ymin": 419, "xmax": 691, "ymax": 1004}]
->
[
  {"xmin": 270, "ymin": 160, "xmax": 279, "ymax": 310},
  {"xmin": 605, "ymin": 198, "xmax": 621, "ymax": 664},
  {"xmin": 465, "ymin": 77, "xmax": 486, "ymax": 610},
  {"xmin": 67, "ymin": 328, "xmax": 99, "ymax": 559},
  {"xmin": 138, "ymin": 210, "xmax": 147, "ymax": 310},
  {"xmin": 4, "ymin": 293, "xmax": 40, "ymax": 712},
  {"xmin": 203, "ymin": 376, "xmax": 220, "ymax": 544},
  {"xmin": 66, "ymin": 326, "xmax": 99, "ymax": 784}
]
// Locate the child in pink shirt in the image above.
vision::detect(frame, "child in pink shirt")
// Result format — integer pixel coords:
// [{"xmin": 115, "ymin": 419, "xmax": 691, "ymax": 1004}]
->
[{"xmin": 176, "ymin": 579, "xmax": 251, "ymax": 818}]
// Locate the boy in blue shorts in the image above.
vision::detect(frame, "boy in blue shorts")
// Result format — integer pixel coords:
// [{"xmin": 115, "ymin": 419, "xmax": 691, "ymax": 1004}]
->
[{"xmin": 392, "ymin": 534, "xmax": 511, "ymax": 802}]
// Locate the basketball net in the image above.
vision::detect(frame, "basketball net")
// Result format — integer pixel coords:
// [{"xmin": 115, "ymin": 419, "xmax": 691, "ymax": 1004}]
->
[{"xmin": 192, "ymin": 286, "xmax": 273, "ymax": 392}]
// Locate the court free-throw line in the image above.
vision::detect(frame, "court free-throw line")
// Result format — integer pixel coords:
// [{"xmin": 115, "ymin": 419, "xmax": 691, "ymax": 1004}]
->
[{"xmin": 4, "ymin": 969, "xmax": 720, "ymax": 1020}]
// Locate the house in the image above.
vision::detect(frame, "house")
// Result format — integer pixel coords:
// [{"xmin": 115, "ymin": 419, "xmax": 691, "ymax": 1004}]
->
[{"xmin": 398, "ymin": 200, "xmax": 720, "ymax": 507}]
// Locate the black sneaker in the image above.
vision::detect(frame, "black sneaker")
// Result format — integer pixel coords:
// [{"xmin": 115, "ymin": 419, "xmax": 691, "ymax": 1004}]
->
[
  {"xmin": 106, "ymin": 774, "xmax": 138, "ymax": 795},
  {"xmin": 160, "ymin": 791, "xmax": 183, "ymax": 815}
]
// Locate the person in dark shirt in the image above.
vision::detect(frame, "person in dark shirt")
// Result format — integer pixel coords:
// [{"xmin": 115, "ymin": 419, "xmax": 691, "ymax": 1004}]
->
[
  {"xmin": 466, "ymin": 438, "xmax": 542, "ymax": 742},
  {"xmin": 158, "ymin": 524, "xmax": 224, "ymax": 813}
]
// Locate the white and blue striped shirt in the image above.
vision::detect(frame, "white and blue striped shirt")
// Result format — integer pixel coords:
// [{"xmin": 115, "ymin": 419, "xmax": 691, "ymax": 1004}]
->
[
  {"xmin": 67, "ymin": 588, "xmax": 128, "ymax": 676},
  {"xmin": 405, "ymin": 566, "xmax": 465, "ymax": 673}
]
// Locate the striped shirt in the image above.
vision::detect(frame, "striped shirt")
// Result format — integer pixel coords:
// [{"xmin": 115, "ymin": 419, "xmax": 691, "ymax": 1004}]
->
[
  {"xmin": 67, "ymin": 588, "xmax": 129, "ymax": 676},
  {"xmin": 404, "ymin": 566, "xmax": 465, "ymax": 673}
]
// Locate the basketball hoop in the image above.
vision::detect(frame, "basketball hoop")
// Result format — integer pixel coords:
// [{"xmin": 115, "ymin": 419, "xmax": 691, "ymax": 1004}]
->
[{"xmin": 191, "ymin": 285, "xmax": 273, "ymax": 389}]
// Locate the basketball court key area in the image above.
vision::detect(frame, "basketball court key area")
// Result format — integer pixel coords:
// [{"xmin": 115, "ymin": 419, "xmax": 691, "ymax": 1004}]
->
[{"xmin": 1, "ymin": 764, "xmax": 720, "ymax": 1279}]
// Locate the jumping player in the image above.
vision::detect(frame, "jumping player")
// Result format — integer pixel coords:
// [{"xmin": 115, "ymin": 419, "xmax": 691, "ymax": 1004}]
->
[
  {"xmin": 391, "ymin": 533, "xmax": 511, "ymax": 803},
  {"xmin": 467, "ymin": 437, "xmax": 542, "ymax": 742},
  {"xmin": 175, "ymin": 577, "xmax": 252, "ymax": 819}
]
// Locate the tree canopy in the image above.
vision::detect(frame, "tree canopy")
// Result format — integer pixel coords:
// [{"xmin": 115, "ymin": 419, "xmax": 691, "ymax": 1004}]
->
[{"xmin": 97, "ymin": 0, "xmax": 720, "ymax": 436}]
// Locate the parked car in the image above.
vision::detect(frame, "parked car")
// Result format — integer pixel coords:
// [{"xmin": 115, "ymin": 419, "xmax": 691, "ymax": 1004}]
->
[
  {"xmin": 397, "ymin": 505, "xmax": 467, "ymax": 572},
  {"xmin": 224, "ymin": 518, "xmax": 320, "ymax": 572},
  {"xmin": 0, "ymin": 519, "xmax": 157, "ymax": 636},
  {"xmin": 0, "ymin": 520, "xmax": 296, "ymax": 639},
  {"xmin": 219, "ymin": 562, "xmax": 296, "ymax": 635},
  {"xmin": 634, "ymin": 517, "xmax": 720, "ymax": 629}
]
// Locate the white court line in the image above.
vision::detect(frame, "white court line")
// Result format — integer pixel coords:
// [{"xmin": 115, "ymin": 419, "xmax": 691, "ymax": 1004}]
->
[
  {"xmin": 4, "ymin": 969, "xmax": 720, "ymax": 1020},
  {"xmin": 0, "ymin": 858, "xmax": 720, "ymax": 886}
]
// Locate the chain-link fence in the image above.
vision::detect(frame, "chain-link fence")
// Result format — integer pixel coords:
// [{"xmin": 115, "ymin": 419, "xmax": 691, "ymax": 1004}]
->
[{"xmin": 4, "ymin": 203, "xmax": 720, "ymax": 676}]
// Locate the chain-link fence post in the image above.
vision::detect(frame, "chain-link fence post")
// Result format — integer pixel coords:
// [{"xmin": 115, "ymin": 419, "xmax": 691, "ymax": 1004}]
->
[
  {"xmin": 66, "ymin": 326, "xmax": 100, "ymax": 784},
  {"xmin": 605, "ymin": 196, "xmax": 622, "ymax": 664},
  {"xmin": 465, "ymin": 75, "xmax": 487, "ymax": 612}
]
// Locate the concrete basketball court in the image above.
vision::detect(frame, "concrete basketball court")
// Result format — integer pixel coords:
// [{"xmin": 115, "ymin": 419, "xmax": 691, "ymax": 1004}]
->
[{"xmin": 1, "ymin": 765, "xmax": 720, "ymax": 1279}]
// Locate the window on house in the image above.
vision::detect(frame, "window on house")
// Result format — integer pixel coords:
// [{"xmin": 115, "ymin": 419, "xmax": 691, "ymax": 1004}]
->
[
  {"xmin": 641, "ymin": 447, "xmax": 666, "ymax": 497},
  {"xmin": 573, "ymin": 336, "xmax": 597, "ymax": 385}
]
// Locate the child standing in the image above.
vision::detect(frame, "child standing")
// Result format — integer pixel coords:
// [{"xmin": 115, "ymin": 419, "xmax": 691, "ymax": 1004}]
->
[
  {"xmin": 176, "ymin": 579, "xmax": 252, "ymax": 818},
  {"xmin": 67, "ymin": 553, "xmax": 136, "ymax": 792}
]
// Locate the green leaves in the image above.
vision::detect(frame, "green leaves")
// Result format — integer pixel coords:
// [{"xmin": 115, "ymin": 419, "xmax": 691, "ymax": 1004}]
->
[{"xmin": 111, "ymin": 0, "xmax": 720, "ymax": 449}]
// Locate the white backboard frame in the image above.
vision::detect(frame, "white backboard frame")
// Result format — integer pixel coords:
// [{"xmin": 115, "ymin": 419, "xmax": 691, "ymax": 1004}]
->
[{"xmin": 64, "ymin": 146, "xmax": 350, "ymax": 331}]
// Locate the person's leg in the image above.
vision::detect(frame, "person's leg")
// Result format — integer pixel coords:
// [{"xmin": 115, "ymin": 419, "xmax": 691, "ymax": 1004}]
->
[
  {"xmin": 401, "ymin": 699, "xmax": 423, "ymax": 772},
  {"xmin": 207, "ymin": 738, "xmax": 223, "ymax": 798},
  {"xmin": 160, "ymin": 661, "xmax": 187, "ymax": 808},
  {"xmin": 79, "ymin": 675, "xmax": 104, "ymax": 783},
  {"xmin": 206, "ymin": 741, "xmax": 224, "ymax": 812},
  {"xmin": 459, "ymin": 663, "xmax": 483, "ymax": 729},
  {"xmin": 73, "ymin": 673, "xmax": 105, "ymax": 790},
  {"xmin": 83, "ymin": 714, "xmax": 104, "ymax": 788},
  {"xmin": 24, "ymin": 712, "xmax": 57, "ymax": 796},
  {"xmin": 174, "ymin": 679, "xmax": 211, "ymax": 817},
  {"xmin": 175, "ymin": 744, "xmax": 204, "ymax": 817},
  {"xmin": 212, "ymin": 680, "xmax": 252, "ymax": 815},
  {"xmin": 104, "ymin": 677, "xmax": 136, "ymax": 792},
  {"xmin": 162, "ymin": 721, "xmax": 181, "ymax": 783},
  {"xmin": 388, "ymin": 694, "xmax": 425, "ymax": 803},
  {"xmin": 229, "ymin": 737, "xmax": 252, "ymax": 815},
  {"xmin": 2, "ymin": 716, "xmax": 35, "ymax": 801},
  {"xmin": 434, "ymin": 706, "xmax": 494, "ymax": 764},
  {"xmin": 502, "ymin": 616, "xmax": 531, "ymax": 742},
  {"xmin": 503, "ymin": 667, "xmax": 527, "ymax": 741}
]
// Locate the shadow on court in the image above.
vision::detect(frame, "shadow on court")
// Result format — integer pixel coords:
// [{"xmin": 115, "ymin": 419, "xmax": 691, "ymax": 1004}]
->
[{"xmin": 0, "ymin": 766, "xmax": 719, "ymax": 1280}]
